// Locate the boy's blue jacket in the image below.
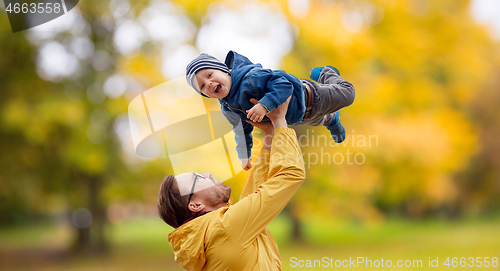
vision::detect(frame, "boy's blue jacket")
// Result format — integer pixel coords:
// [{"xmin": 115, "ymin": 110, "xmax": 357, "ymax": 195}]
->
[{"xmin": 220, "ymin": 51, "xmax": 306, "ymax": 159}]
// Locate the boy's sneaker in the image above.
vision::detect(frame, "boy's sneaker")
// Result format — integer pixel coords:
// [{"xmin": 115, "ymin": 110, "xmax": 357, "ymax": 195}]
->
[
  {"xmin": 309, "ymin": 66, "xmax": 340, "ymax": 82},
  {"xmin": 326, "ymin": 111, "xmax": 345, "ymax": 143}
]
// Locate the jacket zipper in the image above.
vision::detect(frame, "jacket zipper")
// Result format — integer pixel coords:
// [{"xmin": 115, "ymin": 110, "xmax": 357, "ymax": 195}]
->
[
  {"xmin": 223, "ymin": 101, "xmax": 247, "ymax": 115},
  {"xmin": 223, "ymin": 101, "xmax": 279, "ymax": 124}
]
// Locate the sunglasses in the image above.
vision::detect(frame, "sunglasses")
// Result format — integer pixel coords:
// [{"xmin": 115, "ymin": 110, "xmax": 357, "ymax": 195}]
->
[{"xmin": 187, "ymin": 173, "xmax": 205, "ymax": 204}]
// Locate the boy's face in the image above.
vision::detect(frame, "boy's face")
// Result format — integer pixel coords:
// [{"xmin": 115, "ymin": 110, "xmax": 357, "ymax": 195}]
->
[{"xmin": 193, "ymin": 69, "xmax": 232, "ymax": 99}]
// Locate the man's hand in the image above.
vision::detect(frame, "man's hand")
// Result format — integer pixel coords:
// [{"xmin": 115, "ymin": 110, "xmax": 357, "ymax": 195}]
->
[
  {"xmin": 241, "ymin": 158, "xmax": 252, "ymax": 171},
  {"xmin": 247, "ymin": 118, "xmax": 273, "ymax": 135},
  {"xmin": 246, "ymin": 103, "xmax": 267, "ymax": 122},
  {"xmin": 266, "ymin": 96, "xmax": 291, "ymax": 128},
  {"xmin": 247, "ymin": 119, "xmax": 274, "ymax": 151},
  {"xmin": 247, "ymin": 97, "xmax": 291, "ymax": 151}
]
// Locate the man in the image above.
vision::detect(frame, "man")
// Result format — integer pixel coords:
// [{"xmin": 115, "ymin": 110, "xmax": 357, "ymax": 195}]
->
[{"xmin": 157, "ymin": 96, "xmax": 305, "ymax": 270}]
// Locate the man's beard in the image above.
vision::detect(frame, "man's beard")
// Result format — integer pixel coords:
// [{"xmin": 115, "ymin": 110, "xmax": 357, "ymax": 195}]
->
[{"xmin": 208, "ymin": 185, "xmax": 231, "ymax": 206}]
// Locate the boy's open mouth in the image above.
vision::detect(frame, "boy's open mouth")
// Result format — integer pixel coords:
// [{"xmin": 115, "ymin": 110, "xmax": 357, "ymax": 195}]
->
[{"xmin": 214, "ymin": 84, "xmax": 221, "ymax": 94}]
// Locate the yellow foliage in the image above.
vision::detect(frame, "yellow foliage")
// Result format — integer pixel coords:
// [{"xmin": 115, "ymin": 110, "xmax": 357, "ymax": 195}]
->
[
  {"xmin": 118, "ymin": 54, "xmax": 166, "ymax": 87},
  {"xmin": 278, "ymin": 0, "xmax": 497, "ymax": 218},
  {"xmin": 106, "ymin": 0, "xmax": 499, "ymax": 219}
]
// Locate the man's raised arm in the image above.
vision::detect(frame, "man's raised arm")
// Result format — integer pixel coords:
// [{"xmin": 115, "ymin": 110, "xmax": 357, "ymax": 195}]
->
[
  {"xmin": 240, "ymin": 98, "xmax": 276, "ymax": 199},
  {"xmin": 223, "ymin": 96, "xmax": 306, "ymax": 247}
]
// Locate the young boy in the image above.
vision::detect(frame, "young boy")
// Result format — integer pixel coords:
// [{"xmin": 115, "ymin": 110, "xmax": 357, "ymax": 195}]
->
[{"xmin": 186, "ymin": 51, "xmax": 355, "ymax": 170}]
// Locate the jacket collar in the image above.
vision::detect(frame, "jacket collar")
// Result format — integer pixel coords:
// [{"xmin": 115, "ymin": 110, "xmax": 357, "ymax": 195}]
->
[
  {"xmin": 182, "ymin": 210, "xmax": 211, "ymax": 226},
  {"xmin": 181, "ymin": 198, "xmax": 234, "ymax": 226}
]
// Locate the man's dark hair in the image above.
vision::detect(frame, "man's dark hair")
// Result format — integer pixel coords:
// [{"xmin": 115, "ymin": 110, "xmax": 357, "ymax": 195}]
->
[{"xmin": 157, "ymin": 175, "xmax": 192, "ymax": 228}]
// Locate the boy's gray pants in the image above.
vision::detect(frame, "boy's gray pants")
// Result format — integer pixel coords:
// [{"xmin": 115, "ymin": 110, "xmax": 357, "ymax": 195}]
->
[{"xmin": 298, "ymin": 67, "xmax": 355, "ymax": 127}]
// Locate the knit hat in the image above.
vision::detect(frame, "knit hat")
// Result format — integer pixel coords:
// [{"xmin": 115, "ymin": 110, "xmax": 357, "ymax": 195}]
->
[{"xmin": 186, "ymin": 53, "xmax": 230, "ymax": 97}]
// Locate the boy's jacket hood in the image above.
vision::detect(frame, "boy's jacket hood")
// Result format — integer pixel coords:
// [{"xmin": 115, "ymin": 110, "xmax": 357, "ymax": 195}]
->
[{"xmin": 223, "ymin": 50, "xmax": 262, "ymax": 101}]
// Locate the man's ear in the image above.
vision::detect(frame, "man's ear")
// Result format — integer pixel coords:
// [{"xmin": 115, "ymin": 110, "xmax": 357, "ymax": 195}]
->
[{"xmin": 188, "ymin": 201, "xmax": 205, "ymax": 213}]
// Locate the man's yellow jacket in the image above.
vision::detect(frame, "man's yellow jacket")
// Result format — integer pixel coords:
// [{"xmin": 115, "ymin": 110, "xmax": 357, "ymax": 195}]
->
[{"xmin": 168, "ymin": 127, "xmax": 305, "ymax": 271}]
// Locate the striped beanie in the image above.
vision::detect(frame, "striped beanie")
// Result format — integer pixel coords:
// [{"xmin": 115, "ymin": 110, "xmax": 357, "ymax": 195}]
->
[{"xmin": 186, "ymin": 53, "xmax": 230, "ymax": 97}]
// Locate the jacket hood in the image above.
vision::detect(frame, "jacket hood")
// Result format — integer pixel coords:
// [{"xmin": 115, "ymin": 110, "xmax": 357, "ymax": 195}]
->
[
  {"xmin": 168, "ymin": 202, "xmax": 232, "ymax": 271},
  {"xmin": 168, "ymin": 215, "xmax": 209, "ymax": 271},
  {"xmin": 223, "ymin": 51, "xmax": 262, "ymax": 101}
]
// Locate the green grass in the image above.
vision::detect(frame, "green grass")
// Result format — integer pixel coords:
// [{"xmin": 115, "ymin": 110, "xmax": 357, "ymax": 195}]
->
[
  {"xmin": 277, "ymin": 216, "xmax": 500, "ymax": 270},
  {"xmin": 0, "ymin": 222, "xmax": 72, "ymax": 250},
  {"xmin": 1, "ymin": 215, "xmax": 499, "ymax": 270}
]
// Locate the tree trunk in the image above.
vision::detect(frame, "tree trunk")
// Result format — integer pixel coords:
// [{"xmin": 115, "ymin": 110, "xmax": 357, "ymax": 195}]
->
[
  {"xmin": 89, "ymin": 175, "xmax": 109, "ymax": 254},
  {"xmin": 73, "ymin": 175, "xmax": 109, "ymax": 255},
  {"xmin": 75, "ymin": 227, "xmax": 91, "ymax": 253},
  {"xmin": 284, "ymin": 201, "xmax": 303, "ymax": 242}
]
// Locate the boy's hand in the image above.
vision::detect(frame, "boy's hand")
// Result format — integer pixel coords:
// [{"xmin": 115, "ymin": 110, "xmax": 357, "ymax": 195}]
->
[
  {"xmin": 241, "ymin": 159, "xmax": 252, "ymax": 171},
  {"xmin": 246, "ymin": 103, "xmax": 267, "ymax": 122}
]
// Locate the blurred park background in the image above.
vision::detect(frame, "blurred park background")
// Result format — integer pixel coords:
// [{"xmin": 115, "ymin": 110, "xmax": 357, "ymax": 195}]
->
[{"xmin": 1, "ymin": 0, "xmax": 500, "ymax": 270}]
